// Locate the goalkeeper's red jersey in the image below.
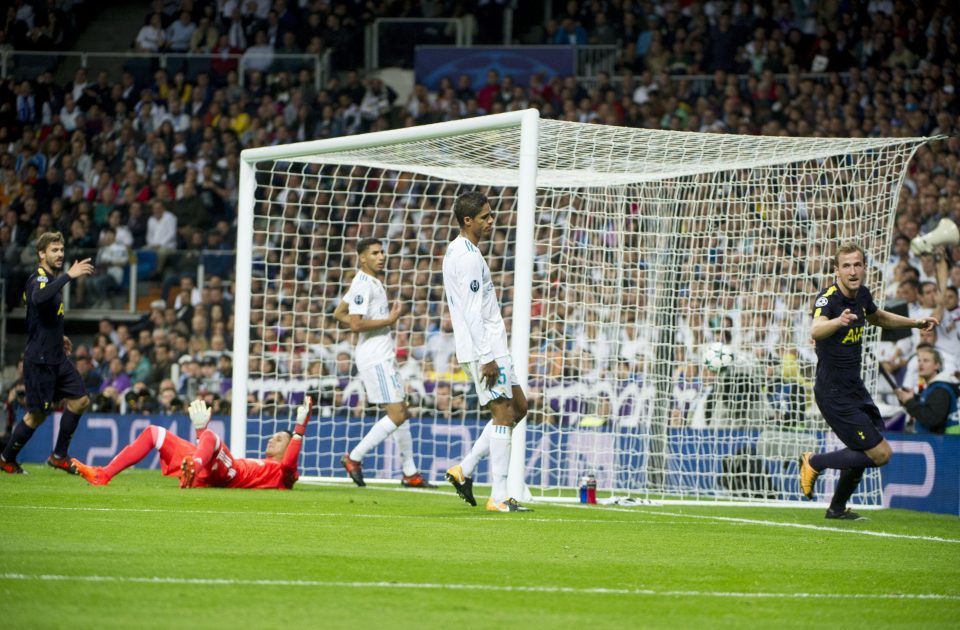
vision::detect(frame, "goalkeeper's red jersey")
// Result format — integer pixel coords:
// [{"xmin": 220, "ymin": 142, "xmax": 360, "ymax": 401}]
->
[{"xmin": 199, "ymin": 434, "xmax": 302, "ymax": 490}]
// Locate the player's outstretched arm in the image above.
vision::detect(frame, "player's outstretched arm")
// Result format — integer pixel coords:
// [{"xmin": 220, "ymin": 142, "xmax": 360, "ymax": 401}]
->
[
  {"xmin": 188, "ymin": 399, "xmax": 212, "ymax": 433},
  {"xmin": 293, "ymin": 395, "xmax": 312, "ymax": 438},
  {"xmin": 810, "ymin": 310, "xmax": 856, "ymax": 340},
  {"xmin": 866, "ymin": 309, "xmax": 938, "ymax": 331},
  {"xmin": 66, "ymin": 258, "xmax": 95, "ymax": 279},
  {"xmin": 281, "ymin": 395, "xmax": 312, "ymax": 473},
  {"xmin": 30, "ymin": 273, "xmax": 72, "ymax": 305}
]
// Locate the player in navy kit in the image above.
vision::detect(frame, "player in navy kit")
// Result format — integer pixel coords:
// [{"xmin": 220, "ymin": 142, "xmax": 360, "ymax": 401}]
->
[
  {"xmin": 0, "ymin": 232, "xmax": 94, "ymax": 474},
  {"xmin": 799, "ymin": 243, "xmax": 937, "ymax": 519}
]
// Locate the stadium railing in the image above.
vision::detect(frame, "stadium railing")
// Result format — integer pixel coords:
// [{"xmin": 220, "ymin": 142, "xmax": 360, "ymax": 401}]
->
[
  {"xmin": 575, "ymin": 45, "xmax": 619, "ymax": 77},
  {"xmin": 1, "ymin": 49, "xmax": 331, "ymax": 91},
  {"xmin": 576, "ymin": 70, "xmax": 855, "ymax": 93}
]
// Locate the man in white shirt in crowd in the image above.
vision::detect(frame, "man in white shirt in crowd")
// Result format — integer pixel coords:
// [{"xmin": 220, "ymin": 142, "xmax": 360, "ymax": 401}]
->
[
  {"xmin": 135, "ymin": 13, "xmax": 165, "ymax": 52},
  {"xmin": 334, "ymin": 237, "xmax": 434, "ymax": 489},
  {"xmin": 442, "ymin": 190, "xmax": 532, "ymax": 513},
  {"xmin": 146, "ymin": 199, "xmax": 177, "ymax": 275},
  {"xmin": 83, "ymin": 227, "xmax": 129, "ymax": 308}
]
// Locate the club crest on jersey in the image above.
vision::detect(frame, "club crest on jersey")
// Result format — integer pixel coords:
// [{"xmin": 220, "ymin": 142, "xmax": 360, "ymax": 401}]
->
[
  {"xmin": 354, "ymin": 295, "xmax": 364, "ymax": 305},
  {"xmin": 470, "ymin": 279, "xmax": 480, "ymax": 292},
  {"xmin": 815, "ymin": 296, "xmax": 828, "ymax": 307}
]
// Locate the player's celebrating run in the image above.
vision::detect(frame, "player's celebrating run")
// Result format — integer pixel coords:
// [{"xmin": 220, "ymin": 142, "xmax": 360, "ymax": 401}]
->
[
  {"xmin": 334, "ymin": 238, "xmax": 433, "ymax": 489},
  {"xmin": 1, "ymin": 232, "xmax": 93, "ymax": 474},
  {"xmin": 442, "ymin": 191, "xmax": 531, "ymax": 513},
  {"xmin": 800, "ymin": 243, "xmax": 937, "ymax": 519},
  {"xmin": 72, "ymin": 396, "xmax": 312, "ymax": 489}
]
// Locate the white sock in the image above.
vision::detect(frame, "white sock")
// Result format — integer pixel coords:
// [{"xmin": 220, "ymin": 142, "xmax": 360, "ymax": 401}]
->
[
  {"xmin": 392, "ymin": 422, "xmax": 418, "ymax": 476},
  {"xmin": 489, "ymin": 424, "xmax": 512, "ymax": 503},
  {"xmin": 461, "ymin": 420, "xmax": 493, "ymax": 478},
  {"xmin": 350, "ymin": 415, "xmax": 398, "ymax": 461}
]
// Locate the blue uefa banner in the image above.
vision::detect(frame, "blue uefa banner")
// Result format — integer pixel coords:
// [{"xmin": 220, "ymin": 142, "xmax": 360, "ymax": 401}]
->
[
  {"xmin": 15, "ymin": 412, "xmax": 958, "ymax": 515},
  {"xmin": 881, "ymin": 434, "xmax": 960, "ymax": 516},
  {"xmin": 414, "ymin": 46, "xmax": 575, "ymax": 92}
]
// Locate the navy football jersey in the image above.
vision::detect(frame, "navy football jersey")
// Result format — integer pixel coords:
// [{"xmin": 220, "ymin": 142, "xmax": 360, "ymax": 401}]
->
[
  {"xmin": 23, "ymin": 266, "xmax": 71, "ymax": 365},
  {"xmin": 811, "ymin": 283, "xmax": 878, "ymax": 379}
]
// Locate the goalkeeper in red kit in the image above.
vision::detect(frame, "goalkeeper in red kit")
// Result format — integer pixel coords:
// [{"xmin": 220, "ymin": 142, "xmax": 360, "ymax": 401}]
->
[{"xmin": 72, "ymin": 396, "xmax": 312, "ymax": 489}]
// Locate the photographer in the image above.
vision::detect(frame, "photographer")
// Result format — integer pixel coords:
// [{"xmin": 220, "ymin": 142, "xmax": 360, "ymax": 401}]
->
[{"xmin": 895, "ymin": 344, "xmax": 960, "ymax": 434}]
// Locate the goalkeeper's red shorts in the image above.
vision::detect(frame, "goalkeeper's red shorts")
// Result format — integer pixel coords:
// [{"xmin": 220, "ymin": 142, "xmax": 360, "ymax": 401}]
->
[{"xmin": 157, "ymin": 431, "xmax": 197, "ymax": 477}]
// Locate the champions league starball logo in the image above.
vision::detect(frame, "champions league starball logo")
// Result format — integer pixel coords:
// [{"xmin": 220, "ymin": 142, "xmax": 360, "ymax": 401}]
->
[
  {"xmin": 354, "ymin": 295, "xmax": 364, "ymax": 304},
  {"xmin": 470, "ymin": 280, "xmax": 480, "ymax": 292}
]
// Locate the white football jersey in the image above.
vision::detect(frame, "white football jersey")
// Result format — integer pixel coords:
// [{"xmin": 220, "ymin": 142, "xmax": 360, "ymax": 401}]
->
[
  {"xmin": 342, "ymin": 270, "xmax": 394, "ymax": 370},
  {"xmin": 442, "ymin": 235, "xmax": 509, "ymax": 364}
]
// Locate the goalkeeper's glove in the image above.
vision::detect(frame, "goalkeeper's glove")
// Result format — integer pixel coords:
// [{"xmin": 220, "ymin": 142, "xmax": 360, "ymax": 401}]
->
[
  {"xmin": 188, "ymin": 399, "xmax": 212, "ymax": 431},
  {"xmin": 294, "ymin": 395, "xmax": 312, "ymax": 437}
]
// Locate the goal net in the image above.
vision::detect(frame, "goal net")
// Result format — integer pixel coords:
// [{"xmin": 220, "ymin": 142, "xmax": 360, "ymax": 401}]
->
[{"xmin": 233, "ymin": 110, "xmax": 930, "ymax": 506}]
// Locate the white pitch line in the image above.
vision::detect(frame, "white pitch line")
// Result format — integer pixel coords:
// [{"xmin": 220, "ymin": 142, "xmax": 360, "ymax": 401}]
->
[
  {"xmin": 0, "ymin": 504, "xmax": 688, "ymax": 527},
  {"xmin": 2, "ymin": 573, "xmax": 957, "ymax": 602},
  {"xmin": 552, "ymin": 503, "xmax": 960, "ymax": 544},
  {"xmin": 5, "ymin": 502, "xmax": 958, "ymax": 543}
]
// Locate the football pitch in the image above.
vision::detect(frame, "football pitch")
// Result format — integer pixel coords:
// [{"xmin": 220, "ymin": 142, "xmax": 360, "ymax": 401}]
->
[{"xmin": 2, "ymin": 468, "xmax": 958, "ymax": 629}]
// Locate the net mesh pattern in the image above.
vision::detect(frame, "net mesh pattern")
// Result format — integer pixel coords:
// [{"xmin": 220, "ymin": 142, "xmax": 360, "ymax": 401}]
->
[{"xmin": 240, "ymin": 119, "xmax": 926, "ymax": 504}]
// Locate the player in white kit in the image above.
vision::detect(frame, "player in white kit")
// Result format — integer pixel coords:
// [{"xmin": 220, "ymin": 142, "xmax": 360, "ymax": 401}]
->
[
  {"xmin": 442, "ymin": 191, "xmax": 532, "ymax": 512},
  {"xmin": 334, "ymin": 238, "xmax": 434, "ymax": 488}
]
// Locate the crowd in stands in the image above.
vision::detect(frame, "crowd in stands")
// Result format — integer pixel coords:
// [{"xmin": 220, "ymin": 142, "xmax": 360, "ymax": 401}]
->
[
  {"xmin": 2, "ymin": 0, "xmax": 94, "ymax": 51},
  {"xmin": 0, "ymin": 0, "xmax": 958, "ymax": 434}
]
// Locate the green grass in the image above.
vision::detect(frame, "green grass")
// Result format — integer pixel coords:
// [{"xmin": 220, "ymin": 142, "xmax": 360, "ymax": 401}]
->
[{"xmin": 2, "ymin": 466, "xmax": 959, "ymax": 629}]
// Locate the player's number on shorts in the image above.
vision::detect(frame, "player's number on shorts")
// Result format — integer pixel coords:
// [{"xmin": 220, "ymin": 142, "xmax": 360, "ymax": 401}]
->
[{"xmin": 497, "ymin": 367, "xmax": 507, "ymax": 386}]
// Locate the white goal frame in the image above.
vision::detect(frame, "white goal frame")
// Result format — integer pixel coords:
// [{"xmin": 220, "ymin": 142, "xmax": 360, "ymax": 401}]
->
[
  {"xmin": 233, "ymin": 108, "xmax": 932, "ymax": 506},
  {"xmin": 233, "ymin": 109, "xmax": 540, "ymax": 499}
]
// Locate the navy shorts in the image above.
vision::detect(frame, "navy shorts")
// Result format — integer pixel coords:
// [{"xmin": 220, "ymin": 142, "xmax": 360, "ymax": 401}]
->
[
  {"xmin": 814, "ymin": 380, "xmax": 884, "ymax": 450},
  {"xmin": 23, "ymin": 360, "xmax": 87, "ymax": 414}
]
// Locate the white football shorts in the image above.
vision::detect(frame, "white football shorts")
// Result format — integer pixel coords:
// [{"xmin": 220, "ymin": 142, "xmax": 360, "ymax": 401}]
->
[
  {"xmin": 359, "ymin": 360, "xmax": 406, "ymax": 404},
  {"xmin": 463, "ymin": 354, "xmax": 519, "ymax": 407}
]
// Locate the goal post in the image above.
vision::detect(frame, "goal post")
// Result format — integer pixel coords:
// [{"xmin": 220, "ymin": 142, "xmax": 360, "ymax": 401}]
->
[
  {"xmin": 232, "ymin": 109, "xmax": 542, "ymax": 464},
  {"xmin": 234, "ymin": 108, "xmax": 933, "ymax": 506}
]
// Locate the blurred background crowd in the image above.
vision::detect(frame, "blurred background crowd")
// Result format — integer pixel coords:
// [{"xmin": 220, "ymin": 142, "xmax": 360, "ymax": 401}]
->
[{"xmin": 0, "ymin": 0, "xmax": 957, "ymax": 434}]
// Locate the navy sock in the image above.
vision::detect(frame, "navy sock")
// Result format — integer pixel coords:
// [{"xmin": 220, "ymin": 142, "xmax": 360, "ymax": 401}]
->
[
  {"xmin": 830, "ymin": 467, "xmax": 865, "ymax": 513},
  {"xmin": 53, "ymin": 410, "xmax": 82, "ymax": 458},
  {"xmin": 810, "ymin": 448, "xmax": 875, "ymax": 471},
  {"xmin": 2, "ymin": 421, "xmax": 36, "ymax": 462}
]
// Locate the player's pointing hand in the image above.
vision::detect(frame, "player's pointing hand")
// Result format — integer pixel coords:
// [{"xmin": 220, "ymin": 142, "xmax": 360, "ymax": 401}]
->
[
  {"xmin": 916, "ymin": 316, "xmax": 939, "ymax": 332},
  {"xmin": 836, "ymin": 309, "xmax": 857, "ymax": 326},
  {"xmin": 67, "ymin": 258, "xmax": 94, "ymax": 279}
]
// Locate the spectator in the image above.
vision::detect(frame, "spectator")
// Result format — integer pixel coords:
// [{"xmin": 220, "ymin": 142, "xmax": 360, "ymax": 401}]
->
[
  {"xmin": 145, "ymin": 344, "xmax": 174, "ymax": 390},
  {"xmin": 165, "ymin": 11, "xmax": 195, "ymax": 54},
  {"xmin": 189, "ymin": 15, "xmax": 218, "ymax": 54},
  {"xmin": 241, "ymin": 30, "xmax": 274, "ymax": 74},
  {"xmin": 359, "ymin": 78, "xmax": 397, "ymax": 127},
  {"xmin": 100, "ymin": 358, "xmax": 131, "ymax": 397},
  {"xmin": 146, "ymin": 199, "xmax": 177, "ymax": 272},
  {"xmin": 135, "ymin": 13, "xmax": 165, "ymax": 52},
  {"xmin": 83, "ymin": 226, "xmax": 129, "ymax": 308},
  {"xmin": 896, "ymin": 345, "xmax": 960, "ymax": 434}
]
